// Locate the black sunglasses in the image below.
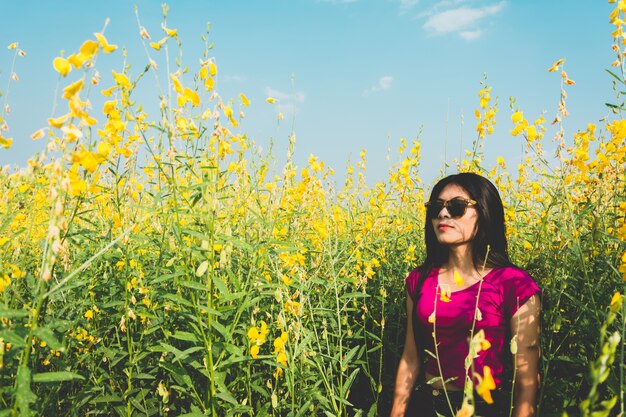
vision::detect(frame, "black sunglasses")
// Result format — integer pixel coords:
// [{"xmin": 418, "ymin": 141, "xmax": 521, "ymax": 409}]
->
[{"xmin": 425, "ymin": 198, "xmax": 477, "ymax": 219}]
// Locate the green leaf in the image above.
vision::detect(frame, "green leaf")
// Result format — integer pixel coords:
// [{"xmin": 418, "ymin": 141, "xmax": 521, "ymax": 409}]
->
[
  {"xmin": 212, "ymin": 275, "xmax": 229, "ymax": 296},
  {"xmin": 172, "ymin": 346, "xmax": 205, "ymax": 362},
  {"xmin": 340, "ymin": 292, "xmax": 369, "ymax": 299},
  {"xmin": 162, "ymin": 293, "xmax": 194, "ymax": 308},
  {"xmin": 215, "ymin": 388, "xmax": 239, "ymax": 405},
  {"xmin": 132, "ymin": 373, "xmax": 156, "ymax": 380},
  {"xmin": 179, "ymin": 280, "xmax": 209, "ymax": 292},
  {"xmin": 341, "ymin": 368, "xmax": 360, "ymax": 398},
  {"xmin": 605, "ymin": 69, "xmax": 625, "ymax": 85},
  {"xmin": 0, "ymin": 329, "xmax": 27, "ymax": 347},
  {"xmin": 341, "ymin": 345, "xmax": 363, "ymax": 369},
  {"xmin": 0, "ymin": 308, "xmax": 29, "ymax": 319},
  {"xmin": 171, "ymin": 330, "xmax": 199, "ymax": 343},
  {"xmin": 152, "ymin": 271, "xmax": 185, "ymax": 283},
  {"xmin": 90, "ymin": 394, "xmax": 123, "ymax": 404},
  {"xmin": 33, "ymin": 327, "xmax": 64, "ymax": 352},
  {"xmin": 211, "ymin": 321, "xmax": 230, "ymax": 340},
  {"xmin": 32, "ymin": 371, "xmax": 85, "ymax": 383},
  {"xmin": 16, "ymin": 366, "xmax": 37, "ymax": 414}
]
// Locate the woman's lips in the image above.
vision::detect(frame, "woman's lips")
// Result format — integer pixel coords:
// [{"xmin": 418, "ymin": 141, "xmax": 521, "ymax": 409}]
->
[{"xmin": 437, "ymin": 223, "xmax": 453, "ymax": 230}]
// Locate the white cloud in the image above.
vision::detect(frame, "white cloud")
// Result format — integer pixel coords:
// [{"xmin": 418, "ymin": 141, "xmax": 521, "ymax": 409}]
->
[
  {"xmin": 460, "ymin": 29, "xmax": 483, "ymax": 40},
  {"xmin": 264, "ymin": 87, "xmax": 305, "ymax": 117},
  {"xmin": 399, "ymin": 0, "xmax": 419, "ymax": 15},
  {"xmin": 223, "ymin": 74, "xmax": 246, "ymax": 82},
  {"xmin": 415, "ymin": 0, "xmax": 469, "ymax": 20},
  {"xmin": 362, "ymin": 76, "xmax": 394, "ymax": 97},
  {"xmin": 265, "ymin": 87, "xmax": 305, "ymax": 103},
  {"xmin": 422, "ymin": 1, "xmax": 505, "ymax": 36},
  {"xmin": 319, "ymin": 0, "xmax": 358, "ymax": 3}
]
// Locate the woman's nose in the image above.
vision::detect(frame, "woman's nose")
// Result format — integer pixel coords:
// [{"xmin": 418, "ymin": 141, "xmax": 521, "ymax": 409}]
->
[{"xmin": 437, "ymin": 206, "xmax": 451, "ymax": 218}]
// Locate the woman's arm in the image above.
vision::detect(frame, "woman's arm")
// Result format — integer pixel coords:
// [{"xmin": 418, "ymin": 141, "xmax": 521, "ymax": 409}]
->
[
  {"xmin": 390, "ymin": 296, "xmax": 421, "ymax": 417},
  {"xmin": 510, "ymin": 294, "xmax": 541, "ymax": 417}
]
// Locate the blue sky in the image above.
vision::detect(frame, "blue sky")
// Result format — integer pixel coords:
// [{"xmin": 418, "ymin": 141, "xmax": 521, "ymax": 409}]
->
[{"xmin": 0, "ymin": 1, "xmax": 616, "ymax": 184}]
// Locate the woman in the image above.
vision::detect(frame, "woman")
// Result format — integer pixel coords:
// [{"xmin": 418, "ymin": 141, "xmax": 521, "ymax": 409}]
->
[{"xmin": 390, "ymin": 173, "xmax": 541, "ymax": 417}]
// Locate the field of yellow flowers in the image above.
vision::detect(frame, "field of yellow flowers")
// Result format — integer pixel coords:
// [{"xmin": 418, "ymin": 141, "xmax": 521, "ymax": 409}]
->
[{"xmin": 0, "ymin": 3, "xmax": 625, "ymax": 417}]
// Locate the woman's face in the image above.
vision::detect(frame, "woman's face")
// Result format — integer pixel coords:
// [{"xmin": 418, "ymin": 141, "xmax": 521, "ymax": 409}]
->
[{"xmin": 431, "ymin": 184, "xmax": 479, "ymax": 246}]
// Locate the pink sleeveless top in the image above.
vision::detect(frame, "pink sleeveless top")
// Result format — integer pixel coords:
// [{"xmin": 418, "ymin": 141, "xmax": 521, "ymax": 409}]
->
[{"xmin": 406, "ymin": 266, "xmax": 539, "ymax": 388}]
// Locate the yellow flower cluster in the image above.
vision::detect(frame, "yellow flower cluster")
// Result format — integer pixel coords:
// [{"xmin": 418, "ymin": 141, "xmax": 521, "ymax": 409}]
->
[
  {"xmin": 0, "ymin": 274, "xmax": 10, "ymax": 293},
  {"xmin": 475, "ymin": 86, "xmax": 497, "ymax": 139},
  {"xmin": 247, "ymin": 321, "xmax": 268, "ymax": 359},
  {"xmin": 53, "ymin": 33, "xmax": 117, "ymax": 78},
  {"xmin": 510, "ymin": 111, "xmax": 545, "ymax": 143},
  {"xmin": 273, "ymin": 331, "xmax": 289, "ymax": 378},
  {"xmin": 0, "ymin": 6, "xmax": 623, "ymax": 414}
]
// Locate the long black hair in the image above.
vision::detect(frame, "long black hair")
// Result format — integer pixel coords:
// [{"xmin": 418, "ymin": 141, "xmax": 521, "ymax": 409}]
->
[{"xmin": 417, "ymin": 172, "xmax": 513, "ymax": 283}]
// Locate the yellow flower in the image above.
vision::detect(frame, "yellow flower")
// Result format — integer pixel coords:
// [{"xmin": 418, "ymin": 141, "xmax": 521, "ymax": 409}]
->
[
  {"xmin": 526, "ymin": 125, "xmax": 538, "ymax": 141},
  {"xmin": 31, "ymin": 128, "xmax": 46, "ymax": 140},
  {"xmin": 285, "ymin": 299, "xmax": 301, "ymax": 316},
  {"xmin": 67, "ymin": 53, "xmax": 87, "ymax": 69},
  {"xmin": 96, "ymin": 142, "xmax": 113, "ymax": 158},
  {"xmin": 548, "ymin": 58, "xmax": 565, "ymax": 72},
  {"xmin": 0, "ymin": 135, "xmax": 13, "ymax": 149},
  {"xmin": 209, "ymin": 61, "xmax": 217, "ymax": 76},
  {"xmin": 476, "ymin": 365, "xmax": 496, "ymax": 404},
  {"xmin": 250, "ymin": 344, "xmax": 260, "ymax": 359},
  {"xmin": 455, "ymin": 400, "xmax": 474, "ymax": 417},
  {"xmin": 204, "ymin": 76, "xmax": 215, "ymax": 92},
  {"xmin": 439, "ymin": 285, "xmax": 452, "ymax": 302},
  {"xmin": 101, "ymin": 86, "xmax": 117, "ymax": 97},
  {"xmin": 182, "ymin": 88, "xmax": 200, "ymax": 107},
  {"xmin": 79, "ymin": 39, "xmax": 99, "ymax": 59},
  {"xmin": 48, "ymin": 114, "xmax": 69, "ymax": 128},
  {"xmin": 170, "ymin": 74, "xmax": 183, "ymax": 94},
  {"xmin": 266, "ymin": 97, "xmax": 276, "ymax": 104},
  {"xmin": 610, "ymin": 291, "xmax": 623, "ymax": 312},
  {"xmin": 61, "ymin": 124, "xmax": 83, "ymax": 142},
  {"xmin": 112, "ymin": 71, "xmax": 131, "ymax": 89},
  {"xmin": 427, "ymin": 311, "xmax": 435, "ymax": 324},
  {"xmin": 247, "ymin": 321, "xmax": 268, "ymax": 346},
  {"xmin": 94, "ymin": 33, "xmax": 118, "ymax": 53},
  {"xmin": 511, "ymin": 111, "xmax": 524, "ymax": 124},
  {"xmin": 150, "ymin": 36, "xmax": 168, "ymax": 51},
  {"xmin": 273, "ymin": 332, "xmax": 287, "ymax": 352},
  {"xmin": 240, "ymin": 93, "xmax": 250, "ymax": 107},
  {"xmin": 162, "ymin": 26, "xmax": 178, "ymax": 37},
  {"xmin": 62, "ymin": 79, "xmax": 84, "ymax": 99},
  {"xmin": 84, "ymin": 310, "xmax": 94, "ymax": 320},
  {"xmin": 53, "ymin": 57, "xmax": 71, "ymax": 77},
  {"xmin": 0, "ymin": 274, "xmax": 10, "ymax": 292},
  {"xmin": 480, "ymin": 338, "xmax": 492, "ymax": 351},
  {"xmin": 453, "ymin": 270, "xmax": 465, "ymax": 286},
  {"xmin": 66, "ymin": 165, "xmax": 87, "ymax": 196}
]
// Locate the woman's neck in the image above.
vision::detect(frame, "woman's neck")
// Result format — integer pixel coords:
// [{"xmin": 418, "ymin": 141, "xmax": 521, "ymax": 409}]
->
[{"xmin": 444, "ymin": 245, "xmax": 478, "ymax": 276}]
